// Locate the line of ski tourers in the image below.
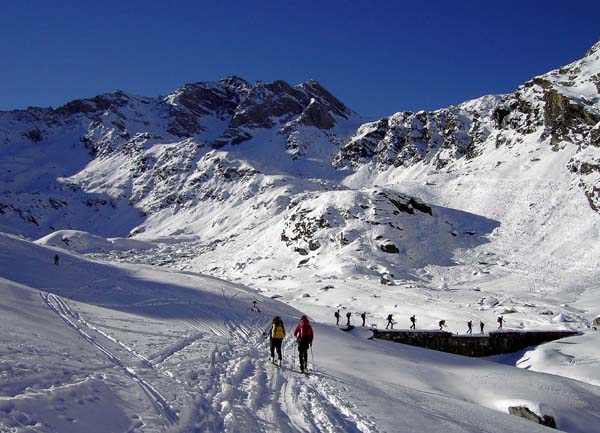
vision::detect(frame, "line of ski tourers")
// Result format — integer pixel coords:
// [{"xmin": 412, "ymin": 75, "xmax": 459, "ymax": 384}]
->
[
  {"xmin": 265, "ymin": 312, "xmax": 507, "ymax": 373},
  {"xmin": 334, "ymin": 310, "xmax": 506, "ymax": 333}
]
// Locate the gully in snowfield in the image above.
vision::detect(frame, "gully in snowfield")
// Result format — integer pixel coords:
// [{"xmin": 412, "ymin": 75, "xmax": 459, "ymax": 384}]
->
[{"xmin": 294, "ymin": 315, "xmax": 314, "ymax": 373}]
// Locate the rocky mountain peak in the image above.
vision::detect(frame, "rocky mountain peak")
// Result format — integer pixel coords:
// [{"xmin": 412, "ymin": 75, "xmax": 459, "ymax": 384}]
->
[
  {"xmin": 218, "ymin": 75, "xmax": 251, "ymax": 90},
  {"xmin": 585, "ymin": 39, "xmax": 600, "ymax": 57},
  {"xmin": 298, "ymin": 79, "xmax": 352, "ymax": 119},
  {"xmin": 212, "ymin": 78, "xmax": 353, "ymax": 147},
  {"xmin": 54, "ymin": 90, "xmax": 133, "ymax": 116}
]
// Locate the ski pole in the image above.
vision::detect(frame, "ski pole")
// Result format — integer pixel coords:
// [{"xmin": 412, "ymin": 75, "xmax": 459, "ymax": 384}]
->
[
  {"xmin": 310, "ymin": 345, "xmax": 315, "ymax": 372},
  {"xmin": 293, "ymin": 342, "xmax": 296, "ymax": 370}
]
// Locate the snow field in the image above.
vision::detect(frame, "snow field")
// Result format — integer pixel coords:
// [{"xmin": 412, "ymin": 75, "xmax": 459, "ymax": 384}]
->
[{"xmin": 2, "ymin": 233, "xmax": 600, "ymax": 432}]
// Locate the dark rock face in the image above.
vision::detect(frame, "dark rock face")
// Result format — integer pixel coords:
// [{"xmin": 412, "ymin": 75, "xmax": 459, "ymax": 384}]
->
[
  {"xmin": 164, "ymin": 79, "xmax": 250, "ymax": 138},
  {"xmin": 298, "ymin": 79, "xmax": 351, "ymax": 119},
  {"xmin": 297, "ymin": 99, "xmax": 336, "ymax": 129},
  {"xmin": 55, "ymin": 92, "xmax": 131, "ymax": 116},
  {"xmin": 231, "ymin": 80, "xmax": 306, "ymax": 129},
  {"xmin": 335, "ymin": 106, "xmax": 479, "ymax": 170},
  {"xmin": 334, "ymin": 118, "xmax": 388, "ymax": 166},
  {"xmin": 213, "ymin": 78, "xmax": 352, "ymax": 147},
  {"xmin": 24, "ymin": 128, "xmax": 43, "ymax": 142},
  {"xmin": 379, "ymin": 191, "xmax": 432, "ymax": 216},
  {"xmin": 281, "ymin": 207, "xmax": 330, "ymax": 252},
  {"xmin": 508, "ymin": 406, "xmax": 557, "ymax": 428},
  {"xmin": 542, "ymin": 88, "xmax": 600, "ymax": 145},
  {"xmin": 380, "ymin": 243, "xmax": 399, "ymax": 253}
]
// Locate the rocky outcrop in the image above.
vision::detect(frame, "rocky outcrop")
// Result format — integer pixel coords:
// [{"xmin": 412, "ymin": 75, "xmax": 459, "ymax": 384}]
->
[
  {"xmin": 508, "ymin": 406, "xmax": 556, "ymax": 428},
  {"xmin": 279, "ymin": 188, "xmax": 440, "ymax": 262},
  {"xmin": 55, "ymin": 91, "xmax": 131, "ymax": 116},
  {"xmin": 213, "ymin": 78, "xmax": 352, "ymax": 147},
  {"xmin": 164, "ymin": 78, "xmax": 250, "ymax": 138},
  {"xmin": 335, "ymin": 105, "xmax": 483, "ymax": 170},
  {"xmin": 542, "ymin": 88, "xmax": 600, "ymax": 145}
]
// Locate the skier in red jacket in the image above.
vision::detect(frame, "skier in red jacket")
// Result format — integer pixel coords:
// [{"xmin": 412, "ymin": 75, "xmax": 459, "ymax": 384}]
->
[{"xmin": 293, "ymin": 315, "xmax": 314, "ymax": 373}]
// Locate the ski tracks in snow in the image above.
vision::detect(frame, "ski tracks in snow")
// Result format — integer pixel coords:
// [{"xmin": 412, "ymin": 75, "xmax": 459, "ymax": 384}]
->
[
  {"xmin": 41, "ymin": 292, "xmax": 381, "ymax": 432},
  {"xmin": 41, "ymin": 292, "xmax": 179, "ymax": 428},
  {"xmin": 186, "ymin": 317, "xmax": 383, "ymax": 433}
]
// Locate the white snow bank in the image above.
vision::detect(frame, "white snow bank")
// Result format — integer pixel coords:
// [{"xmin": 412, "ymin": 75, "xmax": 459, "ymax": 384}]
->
[{"xmin": 517, "ymin": 332, "xmax": 600, "ymax": 386}]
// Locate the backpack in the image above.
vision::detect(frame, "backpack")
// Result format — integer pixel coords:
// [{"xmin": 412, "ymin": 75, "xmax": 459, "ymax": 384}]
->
[
  {"xmin": 387, "ymin": 314, "xmax": 393, "ymax": 321},
  {"xmin": 497, "ymin": 317, "xmax": 502, "ymax": 323},
  {"xmin": 298, "ymin": 320, "xmax": 312, "ymax": 338},
  {"xmin": 272, "ymin": 322, "xmax": 285, "ymax": 339},
  {"xmin": 334, "ymin": 311, "xmax": 339, "ymax": 318}
]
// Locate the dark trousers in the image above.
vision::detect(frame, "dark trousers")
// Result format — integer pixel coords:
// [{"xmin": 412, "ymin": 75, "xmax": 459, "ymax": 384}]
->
[
  {"xmin": 270, "ymin": 338, "xmax": 283, "ymax": 360},
  {"xmin": 298, "ymin": 338, "xmax": 310, "ymax": 369}
]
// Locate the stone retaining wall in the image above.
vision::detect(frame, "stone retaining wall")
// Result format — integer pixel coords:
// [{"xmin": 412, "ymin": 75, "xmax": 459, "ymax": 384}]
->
[{"xmin": 371, "ymin": 329, "xmax": 580, "ymax": 357}]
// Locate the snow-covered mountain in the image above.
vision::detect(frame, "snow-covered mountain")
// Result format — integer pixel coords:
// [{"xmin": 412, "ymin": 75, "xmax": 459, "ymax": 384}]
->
[
  {"xmin": 0, "ymin": 75, "xmax": 358, "ymax": 238},
  {"xmin": 2, "ymin": 41, "xmax": 600, "ymax": 301},
  {"xmin": 2, "ymin": 40, "xmax": 600, "ymax": 433}
]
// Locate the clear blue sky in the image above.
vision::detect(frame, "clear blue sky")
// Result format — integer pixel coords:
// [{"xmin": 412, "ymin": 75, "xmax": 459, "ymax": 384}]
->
[{"xmin": 1, "ymin": 0, "xmax": 599, "ymax": 117}]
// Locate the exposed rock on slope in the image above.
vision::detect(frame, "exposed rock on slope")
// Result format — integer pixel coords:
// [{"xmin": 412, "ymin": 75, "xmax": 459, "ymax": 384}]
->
[{"xmin": 335, "ymin": 41, "xmax": 600, "ymax": 210}]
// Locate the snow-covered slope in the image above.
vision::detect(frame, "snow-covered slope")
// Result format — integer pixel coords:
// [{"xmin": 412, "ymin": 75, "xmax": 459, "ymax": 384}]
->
[
  {"xmin": 2, "ymin": 40, "xmax": 600, "ymax": 432},
  {"xmin": 2, "ymin": 233, "xmax": 600, "ymax": 433}
]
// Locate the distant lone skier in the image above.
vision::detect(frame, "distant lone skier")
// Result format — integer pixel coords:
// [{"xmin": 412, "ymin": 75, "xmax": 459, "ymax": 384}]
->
[
  {"xmin": 386, "ymin": 314, "xmax": 394, "ymax": 330},
  {"xmin": 480, "ymin": 321, "xmax": 485, "ymax": 334},
  {"xmin": 294, "ymin": 315, "xmax": 314, "ymax": 373},
  {"xmin": 466, "ymin": 320, "xmax": 473, "ymax": 334},
  {"xmin": 334, "ymin": 309, "xmax": 340, "ymax": 326},
  {"xmin": 360, "ymin": 312, "xmax": 366, "ymax": 326},
  {"xmin": 410, "ymin": 315, "xmax": 416, "ymax": 330},
  {"xmin": 251, "ymin": 299, "xmax": 260, "ymax": 312},
  {"xmin": 269, "ymin": 316, "xmax": 285, "ymax": 365},
  {"xmin": 497, "ymin": 316, "xmax": 504, "ymax": 330},
  {"xmin": 54, "ymin": 254, "xmax": 59, "ymax": 266},
  {"xmin": 346, "ymin": 311, "xmax": 352, "ymax": 327},
  {"xmin": 439, "ymin": 320, "xmax": 446, "ymax": 331}
]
